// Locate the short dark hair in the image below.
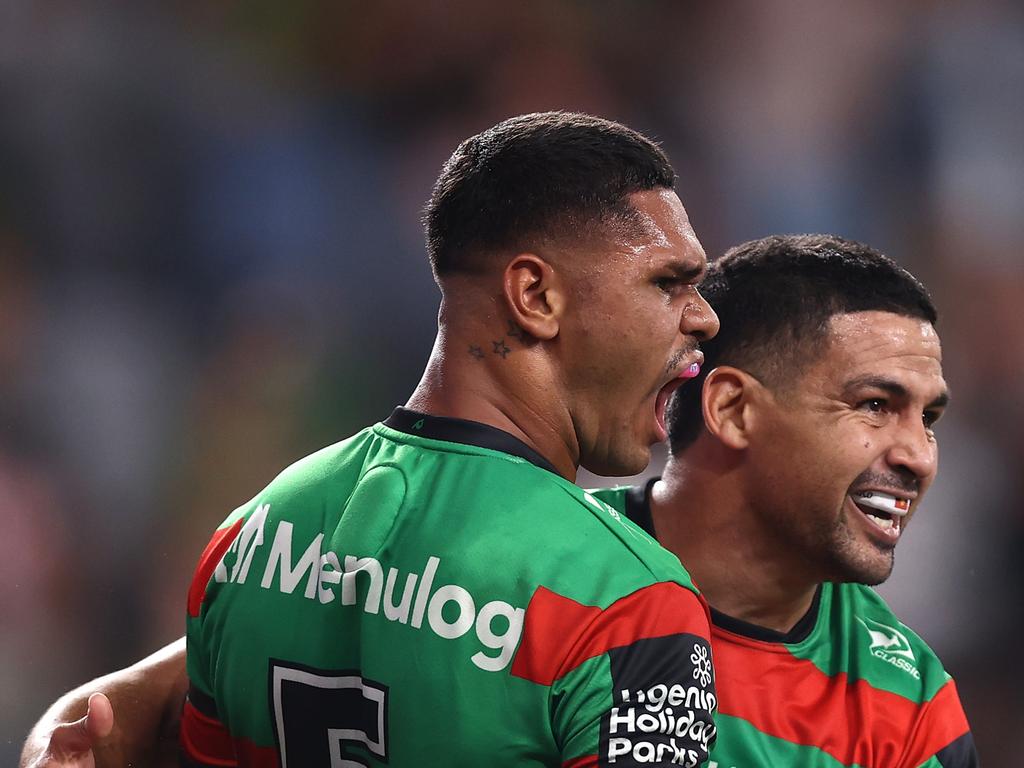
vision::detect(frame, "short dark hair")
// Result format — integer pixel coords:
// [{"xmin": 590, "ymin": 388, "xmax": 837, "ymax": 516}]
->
[
  {"xmin": 424, "ymin": 111, "xmax": 675, "ymax": 277},
  {"xmin": 667, "ymin": 234, "xmax": 938, "ymax": 453}
]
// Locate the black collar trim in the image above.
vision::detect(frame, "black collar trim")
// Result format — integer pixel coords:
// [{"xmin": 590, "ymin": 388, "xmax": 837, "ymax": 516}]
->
[
  {"xmin": 623, "ymin": 476, "xmax": 822, "ymax": 645},
  {"xmin": 710, "ymin": 585, "xmax": 823, "ymax": 645},
  {"xmin": 383, "ymin": 407, "xmax": 561, "ymax": 477}
]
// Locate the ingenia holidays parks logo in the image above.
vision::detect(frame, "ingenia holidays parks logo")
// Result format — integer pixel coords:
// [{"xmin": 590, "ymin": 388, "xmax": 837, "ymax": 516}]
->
[{"xmin": 212, "ymin": 504, "xmax": 525, "ymax": 672}]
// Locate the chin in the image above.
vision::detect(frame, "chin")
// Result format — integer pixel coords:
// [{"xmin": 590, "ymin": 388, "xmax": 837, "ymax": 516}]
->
[
  {"xmin": 583, "ymin": 446, "xmax": 650, "ymax": 478},
  {"xmin": 831, "ymin": 550, "xmax": 895, "ymax": 587}
]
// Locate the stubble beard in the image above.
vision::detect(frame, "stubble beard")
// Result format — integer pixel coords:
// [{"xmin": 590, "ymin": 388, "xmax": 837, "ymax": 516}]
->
[{"xmin": 818, "ymin": 511, "xmax": 896, "ymax": 587}]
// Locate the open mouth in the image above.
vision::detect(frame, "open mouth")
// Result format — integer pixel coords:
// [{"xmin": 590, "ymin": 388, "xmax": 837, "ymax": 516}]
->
[
  {"xmin": 850, "ymin": 490, "xmax": 911, "ymax": 538},
  {"xmin": 654, "ymin": 362, "xmax": 701, "ymax": 440}
]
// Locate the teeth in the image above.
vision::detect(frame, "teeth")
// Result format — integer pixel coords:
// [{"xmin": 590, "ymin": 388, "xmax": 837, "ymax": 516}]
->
[
  {"xmin": 872, "ymin": 515, "xmax": 894, "ymax": 531},
  {"xmin": 855, "ymin": 491, "xmax": 910, "ymax": 517}
]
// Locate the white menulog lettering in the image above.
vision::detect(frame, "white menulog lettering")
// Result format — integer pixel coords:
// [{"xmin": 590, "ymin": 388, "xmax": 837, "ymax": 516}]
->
[{"xmin": 245, "ymin": 519, "xmax": 523, "ymax": 672}]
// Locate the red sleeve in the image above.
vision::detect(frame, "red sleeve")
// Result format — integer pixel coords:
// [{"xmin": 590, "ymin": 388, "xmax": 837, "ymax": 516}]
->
[
  {"xmin": 513, "ymin": 582, "xmax": 717, "ymax": 768},
  {"xmin": 179, "ymin": 689, "xmax": 238, "ymax": 768},
  {"xmin": 179, "ymin": 685, "xmax": 282, "ymax": 768},
  {"xmin": 900, "ymin": 679, "xmax": 978, "ymax": 768}
]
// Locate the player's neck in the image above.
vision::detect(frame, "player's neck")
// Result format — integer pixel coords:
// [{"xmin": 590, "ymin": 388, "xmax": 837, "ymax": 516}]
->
[
  {"xmin": 652, "ymin": 450, "xmax": 819, "ymax": 635},
  {"xmin": 407, "ymin": 331, "xmax": 580, "ymax": 482}
]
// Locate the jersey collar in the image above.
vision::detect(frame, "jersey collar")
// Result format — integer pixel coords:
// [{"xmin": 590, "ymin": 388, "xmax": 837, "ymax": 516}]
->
[
  {"xmin": 383, "ymin": 407, "xmax": 561, "ymax": 477},
  {"xmin": 709, "ymin": 586, "xmax": 823, "ymax": 645}
]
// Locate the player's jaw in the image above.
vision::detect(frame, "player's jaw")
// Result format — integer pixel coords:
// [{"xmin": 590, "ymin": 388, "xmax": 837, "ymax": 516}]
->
[
  {"xmin": 582, "ymin": 348, "xmax": 704, "ymax": 476},
  {"xmin": 827, "ymin": 471, "xmax": 920, "ymax": 584},
  {"xmin": 626, "ymin": 346, "xmax": 705, "ymax": 460}
]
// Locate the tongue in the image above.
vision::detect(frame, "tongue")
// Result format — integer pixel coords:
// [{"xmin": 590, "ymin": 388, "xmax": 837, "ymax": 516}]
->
[
  {"xmin": 654, "ymin": 381, "xmax": 678, "ymax": 440},
  {"xmin": 856, "ymin": 502, "xmax": 891, "ymax": 521},
  {"xmin": 654, "ymin": 365, "xmax": 701, "ymax": 441}
]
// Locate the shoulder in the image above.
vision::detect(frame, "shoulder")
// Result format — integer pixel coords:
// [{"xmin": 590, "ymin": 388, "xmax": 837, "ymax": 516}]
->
[
  {"xmin": 590, "ymin": 484, "xmax": 631, "ymax": 511},
  {"xmin": 266, "ymin": 426, "xmax": 379, "ymax": 496},
  {"xmin": 833, "ymin": 583, "xmax": 955, "ymax": 699},
  {"xmin": 829, "ymin": 584, "xmax": 976, "ymax": 766},
  {"xmin": 567, "ymin": 484, "xmax": 697, "ymax": 596}
]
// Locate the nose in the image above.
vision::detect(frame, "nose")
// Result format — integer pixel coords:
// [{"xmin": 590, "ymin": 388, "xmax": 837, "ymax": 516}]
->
[
  {"xmin": 886, "ymin": 418, "xmax": 938, "ymax": 482},
  {"xmin": 681, "ymin": 289, "xmax": 720, "ymax": 341}
]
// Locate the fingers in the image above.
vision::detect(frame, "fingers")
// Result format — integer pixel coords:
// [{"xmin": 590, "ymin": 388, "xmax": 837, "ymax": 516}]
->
[
  {"xmin": 46, "ymin": 719, "xmax": 94, "ymax": 758},
  {"xmin": 84, "ymin": 694, "xmax": 114, "ymax": 741},
  {"xmin": 42, "ymin": 693, "xmax": 113, "ymax": 763}
]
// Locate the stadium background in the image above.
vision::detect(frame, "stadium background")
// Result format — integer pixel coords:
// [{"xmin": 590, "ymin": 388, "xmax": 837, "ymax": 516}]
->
[{"xmin": 2, "ymin": 1, "xmax": 1022, "ymax": 762}]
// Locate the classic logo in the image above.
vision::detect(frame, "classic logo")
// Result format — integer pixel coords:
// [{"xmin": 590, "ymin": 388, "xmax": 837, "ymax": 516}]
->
[{"xmin": 857, "ymin": 616, "xmax": 920, "ymax": 679}]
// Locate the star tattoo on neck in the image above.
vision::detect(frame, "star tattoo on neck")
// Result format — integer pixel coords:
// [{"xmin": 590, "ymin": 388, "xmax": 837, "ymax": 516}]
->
[
  {"xmin": 468, "ymin": 345, "xmax": 485, "ymax": 360},
  {"xmin": 492, "ymin": 339, "xmax": 511, "ymax": 358},
  {"xmin": 506, "ymin": 321, "xmax": 526, "ymax": 344}
]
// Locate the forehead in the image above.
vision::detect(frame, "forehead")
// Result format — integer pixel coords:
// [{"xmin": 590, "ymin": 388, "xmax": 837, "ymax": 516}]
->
[
  {"xmin": 813, "ymin": 311, "xmax": 944, "ymax": 391},
  {"xmin": 617, "ymin": 188, "xmax": 707, "ymax": 270}
]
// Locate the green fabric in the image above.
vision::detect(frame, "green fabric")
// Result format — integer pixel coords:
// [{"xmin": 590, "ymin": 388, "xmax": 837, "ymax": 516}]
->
[
  {"xmin": 783, "ymin": 582, "xmax": 952, "ymax": 702},
  {"xmin": 706, "ymin": 715, "xmax": 849, "ymax": 768},
  {"xmin": 187, "ymin": 422, "xmax": 712, "ymax": 767},
  {"xmin": 593, "ymin": 484, "xmax": 969, "ymax": 768}
]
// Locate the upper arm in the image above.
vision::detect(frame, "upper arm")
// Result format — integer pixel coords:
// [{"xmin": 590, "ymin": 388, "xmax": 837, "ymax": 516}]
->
[
  {"xmin": 130, "ymin": 637, "xmax": 189, "ymax": 757},
  {"xmin": 19, "ymin": 637, "xmax": 189, "ymax": 768},
  {"xmin": 903, "ymin": 680, "xmax": 978, "ymax": 768}
]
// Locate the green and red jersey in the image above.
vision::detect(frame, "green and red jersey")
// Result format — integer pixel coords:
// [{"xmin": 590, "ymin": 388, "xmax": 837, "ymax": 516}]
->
[
  {"xmin": 181, "ymin": 410, "xmax": 717, "ymax": 767},
  {"xmin": 597, "ymin": 481, "xmax": 978, "ymax": 768}
]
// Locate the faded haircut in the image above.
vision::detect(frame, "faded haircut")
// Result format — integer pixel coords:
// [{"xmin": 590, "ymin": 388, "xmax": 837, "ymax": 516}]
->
[
  {"xmin": 424, "ymin": 111, "xmax": 675, "ymax": 278},
  {"xmin": 667, "ymin": 234, "xmax": 937, "ymax": 453}
]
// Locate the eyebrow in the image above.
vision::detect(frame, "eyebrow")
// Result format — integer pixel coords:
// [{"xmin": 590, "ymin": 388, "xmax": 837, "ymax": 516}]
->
[
  {"xmin": 842, "ymin": 374, "xmax": 951, "ymax": 409},
  {"xmin": 664, "ymin": 260, "xmax": 707, "ymax": 283}
]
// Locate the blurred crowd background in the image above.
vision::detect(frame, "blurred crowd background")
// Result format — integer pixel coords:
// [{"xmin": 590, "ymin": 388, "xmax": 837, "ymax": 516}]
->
[{"xmin": 2, "ymin": 0, "xmax": 1022, "ymax": 761}]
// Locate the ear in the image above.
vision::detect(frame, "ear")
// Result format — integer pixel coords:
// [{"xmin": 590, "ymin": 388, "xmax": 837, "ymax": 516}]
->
[
  {"xmin": 501, "ymin": 253, "xmax": 563, "ymax": 341},
  {"xmin": 701, "ymin": 366, "xmax": 764, "ymax": 450}
]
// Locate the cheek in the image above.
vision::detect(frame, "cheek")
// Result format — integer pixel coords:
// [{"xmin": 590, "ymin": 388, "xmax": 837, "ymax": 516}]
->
[
  {"xmin": 830, "ymin": 420, "xmax": 877, "ymax": 465},
  {"xmin": 787, "ymin": 427, "xmax": 863, "ymax": 494}
]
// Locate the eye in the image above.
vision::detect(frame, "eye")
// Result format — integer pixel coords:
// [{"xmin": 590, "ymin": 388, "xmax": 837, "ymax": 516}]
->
[
  {"xmin": 654, "ymin": 276, "xmax": 694, "ymax": 299},
  {"xmin": 654, "ymin": 277, "xmax": 682, "ymax": 294},
  {"xmin": 923, "ymin": 409, "xmax": 942, "ymax": 429},
  {"xmin": 858, "ymin": 398, "xmax": 887, "ymax": 414}
]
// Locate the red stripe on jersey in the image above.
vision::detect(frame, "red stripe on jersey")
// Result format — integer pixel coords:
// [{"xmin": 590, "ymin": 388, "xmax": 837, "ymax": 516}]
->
[
  {"xmin": 511, "ymin": 582, "xmax": 709, "ymax": 685},
  {"xmin": 562, "ymin": 754, "xmax": 598, "ymax": 767},
  {"xmin": 510, "ymin": 586, "xmax": 600, "ymax": 684},
  {"xmin": 232, "ymin": 739, "xmax": 281, "ymax": 768},
  {"xmin": 899, "ymin": 679, "xmax": 971, "ymax": 768},
  {"xmin": 180, "ymin": 700, "xmax": 236, "ymax": 766},
  {"xmin": 188, "ymin": 519, "xmax": 244, "ymax": 618},
  {"xmin": 713, "ymin": 629, "xmax": 970, "ymax": 767},
  {"xmin": 180, "ymin": 700, "xmax": 281, "ymax": 768}
]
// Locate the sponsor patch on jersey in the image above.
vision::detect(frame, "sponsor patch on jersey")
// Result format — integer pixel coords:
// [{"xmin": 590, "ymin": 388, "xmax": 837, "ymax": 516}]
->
[
  {"xmin": 857, "ymin": 616, "xmax": 920, "ymax": 679},
  {"xmin": 212, "ymin": 509, "xmax": 525, "ymax": 673},
  {"xmin": 600, "ymin": 634, "xmax": 717, "ymax": 767}
]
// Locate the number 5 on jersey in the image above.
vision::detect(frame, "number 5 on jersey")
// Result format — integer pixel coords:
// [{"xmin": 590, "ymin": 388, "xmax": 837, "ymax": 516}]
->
[{"xmin": 271, "ymin": 662, "xmax": 388, "ymax": 768}]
